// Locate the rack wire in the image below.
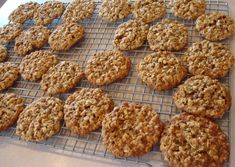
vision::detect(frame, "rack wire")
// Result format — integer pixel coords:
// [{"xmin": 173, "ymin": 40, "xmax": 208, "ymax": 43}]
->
[{"xmin": 0, "ymin": 0, "xmax": 231, "ymax": 166}]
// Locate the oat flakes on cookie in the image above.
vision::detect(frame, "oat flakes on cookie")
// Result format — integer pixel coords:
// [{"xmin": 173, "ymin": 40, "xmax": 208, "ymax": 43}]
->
[
  {"xmin": 147, "ymin": 19, "xmax": 188, "ymax": 51},
  {"xmin": 173, "ymin": 75, "xmax": 231, "ymax": 118},
  {"xmin": 0, "ymin": 45, "xmax": 7, "ymax": 62},
  {"xmin": 48, "ymin": 23, "xmax": 84, "ymax": 51},
  {"xmin": 64, "ymin": 88, "xmax": 114, "ymax": 135},
  {"xmin": 99, "ymin": 0, "xmax": 131, "ymax": 22},
  {"xmin": 19, "ymin": 50, "xmax": 58, "ymax": 81},
  {"xmin": 160, "ymin": 113, "xmax": 229, "ymax": 167},
  {"xmin": 14, "ymin": 25, "xmax": 50, "ymax": 56},
  {"xmin": 85, "ymin": 50, "xmax": 131, "ymax": 86},
  {"xmin": 113, "ymin": 20, "xmax": 149, "ymax": 50},
  {"xmin": 182, "ymin": 40, "xmax": 234, "ymax": 78},
  {"xmin": 102, "ymin": 102, "xmax": 162, "ymax": 157},
  {"xmin": 0, "ymin": 23, "xmax": 22, "ymax": 44},
  {"xmin": 137, "ymin": 51, "xmax": 186, "ymax": 91},
  {"xmin": 132, "ymin": 0, "xmax": 166, "ymax": 23},
  {"xmin": 16, "ymin": 97, "xmax": 63, "ymax": 141},
  {"xmin": 40, "ymin": 61, "xmax": 83, "ymax": 95},
  {"xmin": 196, "ymin": 12, "xmax": 235, "ymax": 41}
]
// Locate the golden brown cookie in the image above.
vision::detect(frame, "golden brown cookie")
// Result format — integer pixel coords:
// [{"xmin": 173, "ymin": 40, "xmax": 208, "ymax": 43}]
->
[
  {"xmin": 0, "ymin": 45, "xmax": 7, "ymax": 62},
  {"xmin": 0, "ymin": 23, "xmax": 22, "ymax": 44}
]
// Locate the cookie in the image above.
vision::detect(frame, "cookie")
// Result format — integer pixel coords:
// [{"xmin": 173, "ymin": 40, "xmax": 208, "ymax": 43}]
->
[
  {"xmin": 113, "ymin": 20, "xmax": 149, "ymax": 50},
  {"xmin": 160, "ymin": 113, "xmax": 229, "ymax": 167},
  {"xmin": 19, "ymin": 50, "xmax": 58, "ymax": 81},
  {"xmin": 196, "ymin": 12, "xmax": 235, "ymax": 41},
  {"xmin": 182, "ymin": 40, "xmax": 234, "ymax": 78},
  {"xmin": 40, "ymin": 61, "xmax": 83, "ymax": 95},
  {"xmin": 132, "ymin": 0, "xmax": 166, "ymax": 23},
  {"xmin": 169, "ymin": 0, "xmax": 206, "ymax": 20},
  {"xmin": 8, "ymin": 2, "xmax": 40, "ymax": 24},
  {"xmin": 85, "ymin": 50, "xmax": 131, "ymax": 86},
  {"xmin": 62, "ymin": 0, "xmax": 95, "ymax": 23},
  {"xmin": 0, "ymin": 93, "xmax": 24, "ymax": 131},
  {"xmin": 99, "ymin": 0, "xmax": 131, "ymax": 22},
  {"xmin": 33, "ymin": 1, "xmax": 65, "ymax": 25},
  {"xmin": 147, "ymin": 19, "xmax": 188, "ymax": 51},
  {"xmin": 102, "ymin": 102, "xmax": 162, "ymax": 157},
  {"xmin": 0, "ymin": 23, "xmax": 22, "ymax": 44},
  {"xmin": 14, "ymin": 25, "xmax": 50, "ymax": 56},
  {"xmin": 64, "ymin": 88, "xmax": 114, "ymax": 135},
  {"xmin": 16, "ymin": 97, "xmax": 63, "ymax": 141},
  {"xmin": 48, "ymin": 23, "xmax": 84, "ymax": 51},
  {"xmin": 137, "ymin": 51, "xmax": 186, "ymax": 91},
  {"xmin": 173, "ymin": 75, "xmax": 231, "ymax": 118},
  {"xmin": 0, "ymin": 45, "xmax": 7, "ymax": 62},
  {"xmin": 0, "ymin": 63, "xmax": 19, "ymax": 91}
]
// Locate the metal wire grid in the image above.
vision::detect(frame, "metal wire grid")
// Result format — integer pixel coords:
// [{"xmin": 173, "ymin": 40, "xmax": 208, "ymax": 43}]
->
[{"xmin": 0, "ymin": 0, "xmax": 231, "ymax": 166}]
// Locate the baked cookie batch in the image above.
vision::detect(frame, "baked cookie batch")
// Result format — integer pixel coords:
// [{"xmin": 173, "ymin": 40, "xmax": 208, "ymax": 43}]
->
[{"xmin": 0, "ymin": 0, "xmax": 234, "ymax": 167}]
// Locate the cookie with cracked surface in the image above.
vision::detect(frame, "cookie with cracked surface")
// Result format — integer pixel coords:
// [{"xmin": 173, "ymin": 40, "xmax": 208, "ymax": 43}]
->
[
  {"xmin": 16, "ymin": 97, "xmax": 63, "ymax": 141},
  {"xmin": 113, "ymin": 20, "xmax": 149, "ymax": 50},
  {"xmin": 33, "ymin": 1, "xmax": 65, "ymax": 25},
  {"xmin": 196, "ymin": 12, "xmax": 235, "ymax": 41},
  {"xmin": 173, "ymin": 75, "xmax": 231, "ymax": 118},
  {"xmin": 85, "ymin": 50, "xmax": 131, "ymax": 86},
  {"xmin": 0, "ymin": 45, "xmax": 7, "ymax": 62},
  {"xmin": 137, "ymin": 51, "xmax": 186, "ymax": 91},
  {"xmin": 99, "ymin": 0, "xmax": 131, "ymax": 22},
  {"xmin": 147, "ymin": 19, "xmax": 188, "ymax": 51},
  {"xmin": 8, "ymin": 2, "xmax": 40, "ymax": 24},
  {"xmin": 64, "ymin": 88, "xmax": 114, "ymax": 135},
  {"xmin": 48, "ymin": 23, "xmax": 84, "ymax": 51},
  {"xmin": 0, "ymin": 23, "xmax": 22, "ymax": 44},
  {"xmin": 0, "ymin": 93, "xmax": 25, "ymax": 131},
  {"xmin": 182, "ymin": 40, "xmax": 234, "ymax": 79},
  {"xmin": 19, "ymin": 50, "xmax": 58, "ymax": 81},
  {"xmin": 14, "ymin": 25, "xmax": 50, "ymax": 56},
  {"xmin": 160, "ymin": 113, "xmax": 229, "ymax": 167},
  {"xmin": 62, "ymin": 0, "xmax": 95, "ymax": 23},
  {"xmin": 102, "ymin": 102, "xmax": 163, "ymax": 157},
  {"xmin": 132, "ymin": 0, "xmax": 166, "ymax": 23},
  {"xmin": 40, "ymin": 61, "xmax": 83, "ymax": 95}
]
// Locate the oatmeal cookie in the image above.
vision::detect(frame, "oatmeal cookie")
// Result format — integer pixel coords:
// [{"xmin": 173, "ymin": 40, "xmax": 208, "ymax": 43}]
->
[
  {"xmin": 113, "ymin": 20, "xmax": 149, "ymax": 50},
  {"xmin": 48, "ymin": 23, "xmax": 84, "ymax": 51},
  {"xmin": 137, "ymin": 51, "xmax": 186, "ymax": 91},
  {"xmin": 0, "ymin": 23, "xmax": 22, "ymax": 44},
  {"xmin": 196, "ymin": 12, "xmax": 235, "ymax": 41},
  {"xmin": 85, "ymin": 50, "xmax": 131, "ymax": 86},
  {"xmin": 64, "ymin": 88, "xmax": 114, "ymax": 135},
  {"xmin": 147, "ymin": 19, "xmax": 188, "ymax": 51},
  {"xmin": 102, "ymin": 102, "xmax": 163, "ymax": 157},
  {"xmin": 0, "ymin": 45, "xmax": 7, "ymax": 62},
  {"xmin": 16, "ymin": 97, "xmax": 63, "ymax": 141},
  {"xmin": 160, "ymin": 113, "xmax": 229, "ymax": 167},
  {"xmin": 173, "ymin": 75, "xmax": 231, "ymax": 118}
]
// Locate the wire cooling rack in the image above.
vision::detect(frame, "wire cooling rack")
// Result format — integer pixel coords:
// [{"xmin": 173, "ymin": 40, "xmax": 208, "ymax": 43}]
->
[{"xmin": 0, "ymin": 0, "xmax": 232, "ymax": 166}]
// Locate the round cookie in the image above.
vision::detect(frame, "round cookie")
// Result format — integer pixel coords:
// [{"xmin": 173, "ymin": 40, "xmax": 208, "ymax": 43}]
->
[
  {"xmin": 48, "ymin": 23, "xmax": 84, "ymax": 51},
  {"xmin": 169, "ymin": 0, "xmax": 206, "ymax": 20},
  {"xmin": 8, "ymin": 2, "xmax": 40, "ymax": 24},
  {"xmin": 62, "ymin": 0, "xmax": 96, "ymax": 23},
  {"xmin": 0, "ymin": 45, "xmax": 7, "ymax": 62},
  {"xmin": 102, "ymin": 102, "xmax": 163, "ymax": 157},
  {"xmin": 113, "ymin": 20, "xmax": 149, "ymax": 50},
  {"xmin": 160, "ymin": 113, "xmax": 229, "ymax": 167},
  {"xmin": 182, "ymin": 40, "xmax": 234, "ymax": 78},
  {"xmin": 16, "ymin": 97, "xmax": 63, "ymax": 141},
  {"xmin": 137, "ymin": 51, "xmax": 186, "ymax": 91},
  {"xmin": 0, "ymin": 93, "xmax": 25, "ymax": 131},
  {"xmin": 0, "ymin": 23, "xmax": 22, "ymax": 44},
  {"xmin": 147, "ymin": 19, "xmax": 188, "ymax": 51},
  {"xmin": 99, "ymin": 0, "xmax": 131, "ymax": 22},
  {"xmin": 40, "ymin": 61, "xmax": 84, "ymax": 95},
  {"xmin": 0, "ymin": 63, "xmax": 19, "ymax": 91},
  {"xmin": 132, "ymin": 0, "xmax": 166, "ymax": 23},
  {"xmin": 85, "ymin": 50, "xmax": 131, "ymax": 86},
  {"xmin": 196, "ymin": 12, "xmax": 235, "ymax": 41},
  {"xmin": 64, "ymin": 88, "xmax": 114, "ymax": 135},
  {"xmin": 173, "ymin": 75, "xmax": 231, "ymax": 118},
  {"xmin": 14, "ymin": 25, "xmax": 50, "ymax": 56},
  {"xmin": 19, "ymin": 50, "xmax": 58, "ymax": 81},
  {"xmin": 33, "ymin": 1, "xmax": 65, "ymax": 25}
]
